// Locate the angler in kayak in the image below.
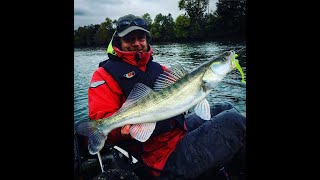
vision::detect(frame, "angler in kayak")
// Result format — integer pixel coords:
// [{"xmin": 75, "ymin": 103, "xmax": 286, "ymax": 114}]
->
[{"xmin": 76, "ymin": 14, "xmax": 246, "ymax": 179}]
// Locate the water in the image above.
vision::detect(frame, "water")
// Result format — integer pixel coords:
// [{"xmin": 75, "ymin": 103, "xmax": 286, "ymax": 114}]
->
[{"xmin": 74, "ymin": 42, "xmax": 246, "ymax": 125}]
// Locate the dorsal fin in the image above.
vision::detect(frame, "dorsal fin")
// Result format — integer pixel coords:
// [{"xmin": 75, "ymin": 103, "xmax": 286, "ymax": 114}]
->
[
  {"xmin": 120, "ymin": 83, "xmax": 153, "ymax": 110},
  {"xmin": 153, "ymin": 63, "xmax": 188, "ymax": 91}
]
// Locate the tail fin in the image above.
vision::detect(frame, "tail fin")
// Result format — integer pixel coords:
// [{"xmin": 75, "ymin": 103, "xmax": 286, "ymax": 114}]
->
[{"xmin": 75, "ymin": 121, "xmax": 108, "ymax": 155}]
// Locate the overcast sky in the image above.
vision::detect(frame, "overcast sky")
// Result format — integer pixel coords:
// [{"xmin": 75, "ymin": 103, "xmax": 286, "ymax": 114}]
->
[{"xmin": 74, "ymin": 0, "xmax": 219, "ymax": 30}]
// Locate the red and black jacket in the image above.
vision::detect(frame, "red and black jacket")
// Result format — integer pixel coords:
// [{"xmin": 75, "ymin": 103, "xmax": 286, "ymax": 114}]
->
[{"xmin": 88, "ymin": 43, "xmax": 186, "ymax": 176}]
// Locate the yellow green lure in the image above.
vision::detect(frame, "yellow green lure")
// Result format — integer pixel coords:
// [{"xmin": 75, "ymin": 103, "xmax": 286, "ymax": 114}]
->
[{"xmin": 232, "ymin": 53, "xmax": 246, "ymax": 84}]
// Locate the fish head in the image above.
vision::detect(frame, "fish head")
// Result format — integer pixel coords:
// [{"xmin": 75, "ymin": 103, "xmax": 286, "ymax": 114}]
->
[{"xmin": 202, "ymin": 50, "xmax": 237, "ymax": 89}]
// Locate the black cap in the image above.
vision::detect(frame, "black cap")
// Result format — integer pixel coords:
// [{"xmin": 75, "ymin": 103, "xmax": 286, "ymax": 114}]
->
[{"xmin": 116, "ymin": 14, "xmax": 150, "ymax": 37}]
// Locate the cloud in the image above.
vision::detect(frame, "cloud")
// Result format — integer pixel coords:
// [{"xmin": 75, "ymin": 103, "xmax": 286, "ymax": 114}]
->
[
  {"xmin": 92, "ymin": 0, "xmax": 124, "ymax": 4},
  {"xmin": 74, "ymin": 9, "xmax": 87, "ymax": 16}
]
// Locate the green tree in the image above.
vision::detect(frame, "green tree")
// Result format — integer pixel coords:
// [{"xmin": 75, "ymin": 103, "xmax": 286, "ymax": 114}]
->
[
  {"xmin": 74, "ymin": 24, "xmax": 100, "ymax": 47},
  {"xmin": 203, "ymin": 13, "xmax": 219, "ymax": 39},
  {"xmin": 178, "ymin": 0, "xmax": 209, "ymax": 21},
  {"xmin": 214, "ymin": 0, "xmax": 246, "ymax": 38},
  {"xmin": 178, "ymin": 0, "xmax": 209, "ymax": 39},
  {"xmin": 74, "ymin": 27, "xmax": 87, "ymax": 47},
  {"xmin": 142, "ymin": 13, "xmax": 153, "ymax": 30},
  {"xmin": 174, "ymin": 15, "xmax": 191, "ymax": 40},
  {"xmin": 150, "ymin": 13, "xmax": 175, "ymax": 42},
  {"xmin": 216, "ymin": 0, "xmax": 246, "ymax": 17},
  {"xmin": 94, "ymin": 17, "xmax": 115, "ymax": 46}
]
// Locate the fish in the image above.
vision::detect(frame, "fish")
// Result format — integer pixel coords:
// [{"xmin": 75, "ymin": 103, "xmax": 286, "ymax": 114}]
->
[{"xmin": 76, "ymin": 50, "xmax": 242, "ymax": 155}]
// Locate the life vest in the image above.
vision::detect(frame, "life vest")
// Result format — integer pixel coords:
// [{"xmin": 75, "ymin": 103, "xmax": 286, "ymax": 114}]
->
[
  {"xmin": 100, "ymin": 57, "xmax": 185, "ymax": 137},
  {"xmin": 101, "ymin": 56, "xmax": 162, "ymax": 98}
]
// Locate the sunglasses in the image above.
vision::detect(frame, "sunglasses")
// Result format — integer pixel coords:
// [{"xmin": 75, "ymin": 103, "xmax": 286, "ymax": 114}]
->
[{"xmin": 117, "ymin": 18, "xmax": 147, "ymax": 32}]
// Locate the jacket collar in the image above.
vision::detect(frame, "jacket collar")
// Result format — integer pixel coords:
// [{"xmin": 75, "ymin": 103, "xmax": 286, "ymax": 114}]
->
[{"xmin": 111, "ymin": 45, "xmax": 153, "ymax": 72}]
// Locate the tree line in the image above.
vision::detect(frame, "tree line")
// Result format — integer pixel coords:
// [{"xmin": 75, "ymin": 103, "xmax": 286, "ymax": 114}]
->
[{"xmin": 74, "ymin": 0, "xmax": 246, "ymax": 47}]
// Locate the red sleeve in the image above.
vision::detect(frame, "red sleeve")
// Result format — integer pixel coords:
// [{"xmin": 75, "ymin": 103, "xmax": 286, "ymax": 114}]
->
[{"xmin": 88, "ymin": 67, "xmax": 131, "ymax": 144}]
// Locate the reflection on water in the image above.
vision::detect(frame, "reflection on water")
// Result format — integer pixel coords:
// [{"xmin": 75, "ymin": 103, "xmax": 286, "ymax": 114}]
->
[{"xmin": 74, "ymin": 42, "xmax": 246, "ymax": 125}]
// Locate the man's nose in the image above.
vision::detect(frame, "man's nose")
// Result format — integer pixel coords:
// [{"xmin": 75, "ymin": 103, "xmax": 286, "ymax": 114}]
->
[{"xmin": 131, "ymin": 37, "xmax": 140, "ymax": 45}]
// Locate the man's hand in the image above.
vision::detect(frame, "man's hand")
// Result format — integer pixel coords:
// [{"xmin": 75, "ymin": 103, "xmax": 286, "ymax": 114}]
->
[{"xmin": 121, "ymin": 124, "xmax": 132, "ymax": 138}]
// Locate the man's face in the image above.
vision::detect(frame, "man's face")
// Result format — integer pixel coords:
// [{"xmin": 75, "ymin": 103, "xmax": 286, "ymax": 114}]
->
[{"xmin": 120, "ymin": 30, "xmax": 147, "ymax": 52}]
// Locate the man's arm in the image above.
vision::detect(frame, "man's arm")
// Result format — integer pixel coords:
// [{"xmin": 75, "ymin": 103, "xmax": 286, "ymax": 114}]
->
[{"xmin": 88, "ymin": 67, "xmax": 132, "ymax": 144}]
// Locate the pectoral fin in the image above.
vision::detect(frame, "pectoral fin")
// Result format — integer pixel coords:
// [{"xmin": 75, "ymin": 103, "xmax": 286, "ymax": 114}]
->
[
  {"xmin": 130, "ymin": 122, "xmax": 156, "ymax": 142},
  {"xmin": 194, "ymin": 98, "xmax": 211, "ymax": 120}
]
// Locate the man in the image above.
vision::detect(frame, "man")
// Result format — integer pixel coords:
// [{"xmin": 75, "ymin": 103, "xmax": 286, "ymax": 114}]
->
[{"xmin": 88, "ymin": 14, "xmax": 246, "ymax": 179}]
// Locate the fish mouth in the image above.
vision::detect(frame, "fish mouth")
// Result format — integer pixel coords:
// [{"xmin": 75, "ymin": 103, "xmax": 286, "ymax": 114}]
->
[
  {"xmin": 219, "ymin": 50, "xmax": 235, "ymax": 63},
  {"xmin": 225, "ymin": 50, "xmax": 236, "ymax": 69}
]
